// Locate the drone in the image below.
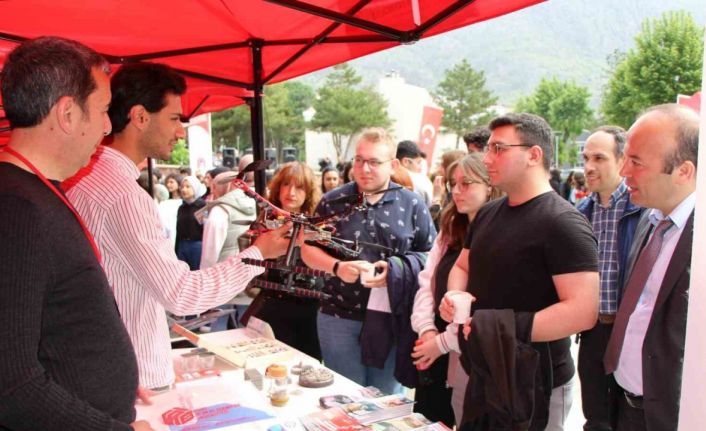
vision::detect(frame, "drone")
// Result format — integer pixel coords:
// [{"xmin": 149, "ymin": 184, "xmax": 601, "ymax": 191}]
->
[{"xmin": 216, "ymin": 160, "xmax": 398, "ymax": 300}]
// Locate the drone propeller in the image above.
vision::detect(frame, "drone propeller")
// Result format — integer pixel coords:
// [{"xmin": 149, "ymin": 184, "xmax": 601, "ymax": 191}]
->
[
  {"xmin": 212, "ymin": 159, "xmax": 273, "ymax": 185},
  {"xmin": 237, "ymin": 159, "xmax": 272, "ymax": 180},
  {"xmin": 231, "ymin": 220, "xmax": 254, "ymax": 226}
]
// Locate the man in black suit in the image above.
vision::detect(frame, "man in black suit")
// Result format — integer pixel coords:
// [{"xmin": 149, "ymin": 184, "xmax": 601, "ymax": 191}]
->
[{"xmin": 604, "ymin": 103, "xmax": 698, "ymax": 431}]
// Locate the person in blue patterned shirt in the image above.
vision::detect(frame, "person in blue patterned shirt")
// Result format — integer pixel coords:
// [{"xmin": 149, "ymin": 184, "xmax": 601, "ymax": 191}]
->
[
  {"xmin": 577, "ymin": 126, "xmax": 643, "ymax": 431},
  {"xmin": 302, "ymin": 128, "xmax": 436, "ymax": 394}
]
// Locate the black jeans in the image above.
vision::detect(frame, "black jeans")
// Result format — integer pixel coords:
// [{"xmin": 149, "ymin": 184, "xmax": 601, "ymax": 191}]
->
[
  {"xmin": 616, "ymin": 387, "xmax": 646, "ymax": 431},
  {"xmin": 578, "ymin": 321, "xmax": 616, "ymax": 431}
]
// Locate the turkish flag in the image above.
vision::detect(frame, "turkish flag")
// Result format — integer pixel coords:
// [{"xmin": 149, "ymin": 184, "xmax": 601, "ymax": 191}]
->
[
  {"xmin": 417, "ymin": 106, "xmax": 444, "ymax": 171},
  {"xmin": 677, "ymin": 92, "xmax": 701, "ymax": 113}
]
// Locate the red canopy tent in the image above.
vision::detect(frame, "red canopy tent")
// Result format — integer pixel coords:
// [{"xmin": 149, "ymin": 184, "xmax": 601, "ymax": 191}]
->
[{"xmin": 1, "ymin": 0, "xmax": 544, "ymax": 190}]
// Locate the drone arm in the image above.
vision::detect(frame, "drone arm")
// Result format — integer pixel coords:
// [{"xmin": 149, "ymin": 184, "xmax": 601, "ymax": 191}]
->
[
  {"xmin": 230, "ymin": 179, "xmax": 291, "ymax": 218},
  {"xmin": 300, "ymin": 243, "xmax": 338, "ymax": 277}
]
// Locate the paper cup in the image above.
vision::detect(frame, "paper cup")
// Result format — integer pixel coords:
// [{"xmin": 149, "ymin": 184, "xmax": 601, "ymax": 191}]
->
[
  {"xmin": 359, "ymin": 262, "xmax": 376, "ymax": 284},
  {"xmin": 444, "ymin": 291, "xmax": 472, "ymax": 324}
]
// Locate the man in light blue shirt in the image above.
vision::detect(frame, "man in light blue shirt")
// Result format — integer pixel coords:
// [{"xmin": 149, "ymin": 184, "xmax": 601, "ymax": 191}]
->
[{"xmin": 604, "ymin": 104, "xmax": 698, "ymax": 431}]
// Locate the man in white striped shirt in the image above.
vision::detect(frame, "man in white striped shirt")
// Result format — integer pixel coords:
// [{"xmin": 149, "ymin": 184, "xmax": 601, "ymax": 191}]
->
[{"xmin": 67, "ymin": 62, "xmax": 293, "ymax": 390}]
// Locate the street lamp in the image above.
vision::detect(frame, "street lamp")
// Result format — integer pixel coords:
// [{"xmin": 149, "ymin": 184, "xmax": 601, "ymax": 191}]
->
[{"xmin": 552, "ymin": 130, "xmax": 564, "ymax": 168}]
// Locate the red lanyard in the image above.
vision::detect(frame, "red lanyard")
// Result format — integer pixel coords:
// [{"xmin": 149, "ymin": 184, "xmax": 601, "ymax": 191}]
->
[{"xmin": 1, "ymin": 146, "xmax": 103, "ymax": 264}]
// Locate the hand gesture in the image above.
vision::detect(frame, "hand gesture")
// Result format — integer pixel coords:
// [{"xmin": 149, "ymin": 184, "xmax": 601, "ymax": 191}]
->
[
  {"xmin": 411, "ymin": 331, "xmax": 442, "ymax": 370},
  {"xmin": 131, "ymin": 420, "xmax": 155, "ymax": 431},
  {"xmin": 439, "ymin": 295, "xmax": 455, "ymax": 323},
  {"xmin": 135, "ymin": 386, "xmax": 154, "ymax": 405},
  {"xmin": 335, "ymin": 260, "xmax": 365, "ymax": 284},
  {"xmin": 361, "ymin": 260, "xmax": 388, "ymax": 288},
  {"xmin": 253, "ymin": 222, "xmax": 294, "ymax": 259},
  {"xmin": 462, "ymin": 317, "xmax": 473, "ymax": 341}
]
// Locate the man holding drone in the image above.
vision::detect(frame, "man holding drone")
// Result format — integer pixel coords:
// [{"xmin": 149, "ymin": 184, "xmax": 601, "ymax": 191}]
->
[
  {"xmin": 66, "ymin": 62, "xmax": 294, "ymax": 391},
  {"xmin": 302, "ymin": 127, "xmax": 436, "ymax": 394}
]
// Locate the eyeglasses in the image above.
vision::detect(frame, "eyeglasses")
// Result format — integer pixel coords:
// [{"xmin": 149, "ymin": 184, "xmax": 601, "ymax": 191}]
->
[
  {"xmin": 446, "ymin": 178, "xmax": 486, "ymax": 193},
  {"xmin": 353, "ymin": 156, "xmax": 392, "ymax": 169},
  {"xmin": 487, "ymin": 142, "xmax": 534, "ymax": 155}
]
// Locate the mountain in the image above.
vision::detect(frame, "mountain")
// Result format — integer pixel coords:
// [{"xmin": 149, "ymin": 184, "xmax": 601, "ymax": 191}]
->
[{"xmin": 295, "ymin": 0, "xmax": 705, "ymax": 108}]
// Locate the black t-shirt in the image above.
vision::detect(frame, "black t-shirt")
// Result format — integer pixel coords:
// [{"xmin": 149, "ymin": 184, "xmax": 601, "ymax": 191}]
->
[
  {"xmin": 0, "ymin": 163, "xmax": 138, "ymax": 430},
  {"xmin": 465, "ymin": 191, "xmax": 598, "ymax": 386}
]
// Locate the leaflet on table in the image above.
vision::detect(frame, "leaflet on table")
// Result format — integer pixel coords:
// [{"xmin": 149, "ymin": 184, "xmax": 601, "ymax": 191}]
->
[
  {"xmin": 368, "ymin": 413, "xmax": 451, "ymax": 431},
  {"xmin": 337, "ymin": 394, "xmax": 415, "ymax": 425},
  {"xmin": 318, "ymin": 387, "xmax": 386, "ymax": 409},
  {"xmin": 299, "ymin": 407, "xmax": 370, "ymax": 431},
  {"xmin": 163, "ymin": 403, "xmax": 273, "ymax": 431},
  {"xmin": 171, "ymin": 323, "xmax": 293, "ymax": 368}
]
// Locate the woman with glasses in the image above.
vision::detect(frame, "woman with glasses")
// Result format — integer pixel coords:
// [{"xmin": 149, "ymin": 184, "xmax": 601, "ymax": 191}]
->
[
  {"xmin": 247, "ymin": 162, "xmax": 323, "ymax": 360},
  {"xmin": 410, "ymin": 153, "xmax": 502, "ymax": 427}
]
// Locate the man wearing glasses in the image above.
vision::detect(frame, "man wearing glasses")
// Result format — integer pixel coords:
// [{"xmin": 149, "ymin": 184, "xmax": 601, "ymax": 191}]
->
[
  {"xmin": 303, "ymin": 128, "xmax": 436, "ymax": 394},
  {"xmin": 443, "ymin": 113, "xmax": 599, "ymax": 430}
]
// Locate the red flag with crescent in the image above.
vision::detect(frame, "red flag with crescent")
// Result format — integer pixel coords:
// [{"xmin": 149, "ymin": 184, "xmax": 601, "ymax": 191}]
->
[
  {"xmin": 677, "ymin": 92, "xmax": 701, "ymax": 113},
  {"xmin": 418, "ymin": 106, "xmax": 444, "ymax": 171}
]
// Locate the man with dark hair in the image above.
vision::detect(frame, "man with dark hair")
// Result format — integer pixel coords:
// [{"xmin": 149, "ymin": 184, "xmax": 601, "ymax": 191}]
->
[
  {"xmin": 0, "ymin": 37, "xmax": 151, "ymax": 431},
  {"xmin": 463, "ymin": 126, "xmax": 491, "ymax": 153},
  {"xmin": 396, "ymin": 140, "xmax": 433, "ymax": 205},
  {"xmin": 66, "ymin": 62, "xmax": 294, "ymax": 391},
  {"xmin": 577, "ymin": 126, "xmax": 643, "ymax": 431},
  {"xmin": 604, "ymin": 104, "xmax": 698, "ymax": 431},
  {"xmin": 443, "ymin": 113, "xmax": 599, "ymax": 430}
]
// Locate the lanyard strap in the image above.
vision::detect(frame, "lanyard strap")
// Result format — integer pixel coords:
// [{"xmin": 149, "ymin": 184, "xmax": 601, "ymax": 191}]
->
[{"xmin": 0, "ymin": 146, "xmax": 102, "ymax": 263}]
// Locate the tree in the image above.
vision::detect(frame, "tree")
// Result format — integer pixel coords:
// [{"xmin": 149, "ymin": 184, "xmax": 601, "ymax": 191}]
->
[
  {"xmin": 284, "ymin": 81, "xmax": 315, "ymax": 114},
  {"xmin": 160, "ymin": 139, "xmax": 189, "ymax": 165},
  {"xmin": 433, "ymin": 59, "xmax": 497, "ymax": 146},
  {"xmin": 212, "ymin": 80, "xmax": 315, "ymax": 158},
  {"xmin": 310, "ymin": 63, "xmax": 390, "ymax": 160},
  {"xmin": 212, "ymin": 105, "xmax": 250, "ymax": 152},
  {"xmin": 602, "ymin": 11, "xmax": 704, "ymax": 128},
  {"xmin": 516, "ymin": 77, "xmax": 593, "ymax": 166}
]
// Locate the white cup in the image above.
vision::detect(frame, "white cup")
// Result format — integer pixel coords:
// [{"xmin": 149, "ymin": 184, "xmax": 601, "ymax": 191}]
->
[
  {"xmin": 359, "ymin": 262, "xmax": 376, "ymax": 284},
  {"xmin": 444, "ymin": 291, "xmax": 473, "ymax": 324}
]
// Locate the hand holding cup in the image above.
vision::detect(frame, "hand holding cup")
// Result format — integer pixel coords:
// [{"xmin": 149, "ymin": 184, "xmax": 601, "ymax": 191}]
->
[{"xmin": 443, "ymin": 291, "xmax": 474, "ymax": 324}]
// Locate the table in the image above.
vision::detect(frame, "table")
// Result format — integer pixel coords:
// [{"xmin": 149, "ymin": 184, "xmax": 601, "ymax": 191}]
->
[{"xmin": 135, "ymin": 329, "xmax": 364, "ymax": 431}]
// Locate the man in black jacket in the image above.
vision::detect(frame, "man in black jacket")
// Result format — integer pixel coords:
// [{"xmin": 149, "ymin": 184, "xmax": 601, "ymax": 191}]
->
[
  {"xmin": 0, "ymin": 37, "xmax": 150, "ymax": 431},
  {"xmin": 604, "ymin": 104, "xmax": 698, "ymax": 431}
]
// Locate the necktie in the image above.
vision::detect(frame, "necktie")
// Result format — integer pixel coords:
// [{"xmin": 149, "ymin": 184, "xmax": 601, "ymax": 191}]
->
[{"xmin": 604, "ymin": 218, "xmax": 674, "ymax": 374}]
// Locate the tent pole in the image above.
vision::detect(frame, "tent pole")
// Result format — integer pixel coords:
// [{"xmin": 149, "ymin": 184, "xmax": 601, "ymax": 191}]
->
[{"xmin": 249, "ymin": 39, "xmax": 266, "ymax": 196}]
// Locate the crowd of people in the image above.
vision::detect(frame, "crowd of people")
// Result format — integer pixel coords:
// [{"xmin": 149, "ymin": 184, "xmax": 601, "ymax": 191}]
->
[{"xmin": 0, "ymin": 36, "xmax": 699, "ymax": 431}]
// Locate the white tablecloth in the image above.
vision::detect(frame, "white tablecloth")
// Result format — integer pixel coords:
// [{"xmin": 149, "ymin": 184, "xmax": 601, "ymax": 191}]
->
[{"xmin": 135, "ymin": 329, "xmax": 363, "ymax": 431}]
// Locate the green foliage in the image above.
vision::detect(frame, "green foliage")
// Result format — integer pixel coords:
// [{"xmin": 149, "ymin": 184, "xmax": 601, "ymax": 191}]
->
[
  {"xmin": 516, "ymin": 77, "xmax": 593, "ymax": 167},
  {"xmin": 310, "ymin": 63, "xmax": 391, "ymax": 159},
  {"xmin": 284, "ymin": 81, "xmax": 315, "ymax": 114},
  {"xmin": 212, "ymin": 105, "xmax": 251, "ymax": 151},
  {"xmin": 433, "ymin": 59, "xmax": 497, "ymax": 145},
  {"xmin": 602, "ymin": 10, "xmax": 704, "ymax": 128},
  {"xmin": 160, "ymin": 139, "xmax": 189, "ymax": 165},
  {"xmin": 211, "ymin": 81, "xmax": 315, "ymax": 159}
]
